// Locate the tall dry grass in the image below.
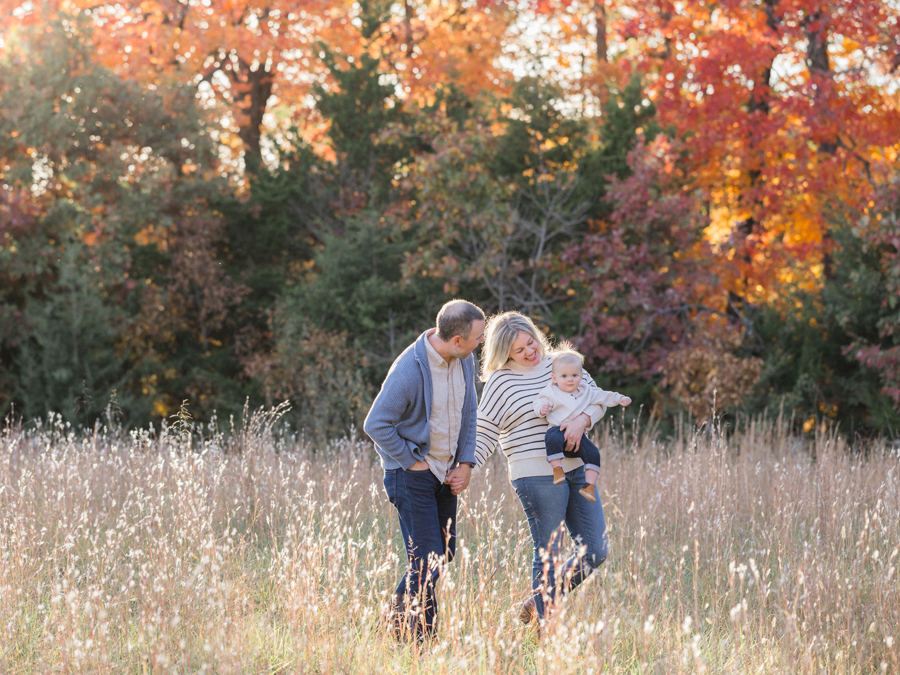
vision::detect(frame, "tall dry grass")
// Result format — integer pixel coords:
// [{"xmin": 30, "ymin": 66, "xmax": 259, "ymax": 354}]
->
[{"xmin": 0, "ymin": 408, "xmax": 897, "ymax": 674}]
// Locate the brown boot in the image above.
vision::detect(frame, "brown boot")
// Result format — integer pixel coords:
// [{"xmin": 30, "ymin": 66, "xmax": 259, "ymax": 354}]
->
[
  {"xmin": 552, "ymin": 466, "xmax": 566, "ymax": 485},
  {"xmin": 519, "ymin": 597, "xmax": 537, "ymax": 624},
  {"xmin": 579, "ymin": 483, "xmax": 597, "ymax": 502}
]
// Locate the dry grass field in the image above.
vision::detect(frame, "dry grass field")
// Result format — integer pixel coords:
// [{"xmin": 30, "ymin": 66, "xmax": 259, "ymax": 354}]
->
[{"xmin": 0, "ymin": 407, "xmax": 898, "ymax": 674}]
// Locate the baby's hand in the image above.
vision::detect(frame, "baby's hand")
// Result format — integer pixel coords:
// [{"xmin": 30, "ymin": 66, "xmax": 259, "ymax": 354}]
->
[
  {"xmin": 620, "ymin": 396, "xmax": 632, "ymax": 406},
  {"xmin": 539, "ymin": 403, "xmax": 551, "ymax": 416}
]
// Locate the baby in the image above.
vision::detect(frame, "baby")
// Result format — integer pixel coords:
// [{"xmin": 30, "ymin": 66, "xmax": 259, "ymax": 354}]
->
[{"xmin": 533, "ymin": 347, "xmax": 631, "ymax": 501}]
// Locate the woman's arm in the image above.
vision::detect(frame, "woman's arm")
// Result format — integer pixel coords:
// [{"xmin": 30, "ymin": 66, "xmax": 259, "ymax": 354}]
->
[
  {"xmin": 455, "ymin": 355, "xmax": 480, "ymax": 466},
  {"xmin": 473, "ymin": 411, "xmax": 501, "ymax": 468},
  {"xmin": 473, "ymin": 375, "xmax": 506, "ymax": 467}
]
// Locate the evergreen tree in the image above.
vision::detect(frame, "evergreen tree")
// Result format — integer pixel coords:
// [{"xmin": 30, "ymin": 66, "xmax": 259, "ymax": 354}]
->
[{"xmin": 749, "ymin": 221, "xmax": 900, "ymax": 435}]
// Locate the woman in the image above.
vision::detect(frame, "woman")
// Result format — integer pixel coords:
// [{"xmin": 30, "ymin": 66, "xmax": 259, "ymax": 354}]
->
[{"xmin": 473, "ymin": 311, "xmax": 609, "ymax": 623}]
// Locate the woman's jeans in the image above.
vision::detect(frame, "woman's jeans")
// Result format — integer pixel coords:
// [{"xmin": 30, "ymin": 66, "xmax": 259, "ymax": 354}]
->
[
  {"xmin": 512, "ymin": 465, "xmax": 609, "ymax": 618},
  {"xmin": 383, "ymin": 468, "xmax": 457, "ymax": 638}
]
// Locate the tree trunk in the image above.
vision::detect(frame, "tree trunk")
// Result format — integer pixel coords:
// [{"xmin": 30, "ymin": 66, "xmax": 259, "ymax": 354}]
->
[
  {"xmin": 594, "ymin": 2, "xmax": 608, "ymax": 63},
  {"xmin": 805, "ymin": 9, "xmax": 836, "ymax": 154},
  {"xmin": 404, "ymin": 0, "xmax": 414, "ymax": 49},
  {"xmin": 235, "ymin": 63, "xmax": 274, "ymax": 170},
  {"xmin": 734, "ymin": 0, "xmax": 779, "ymax": 292},
  {"xmin": 804, "ymin": 7, "xmax": 836, "ymax": 280}
]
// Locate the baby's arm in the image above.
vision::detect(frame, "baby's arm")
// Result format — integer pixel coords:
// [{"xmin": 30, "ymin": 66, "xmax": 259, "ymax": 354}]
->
[
  {"xmin": 533, "ymin": 395, "xmax": 554, "ymax": 417},
  {"xmin": 589, "ymin": 387, "xmax": 631, "ymax": 408},
  {"xmin": 591, "ymin": 389, "xmax": 631, "ymax": 408}
]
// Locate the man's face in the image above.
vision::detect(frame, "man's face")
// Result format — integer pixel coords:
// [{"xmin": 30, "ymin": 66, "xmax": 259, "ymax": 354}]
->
[
  {"xmin": 451, "ymin": 319, "xmax": 485, "ymax": 358},
  {"xmin": 551, "ymin": 362, "xmax": 582, "ymax": 393}
]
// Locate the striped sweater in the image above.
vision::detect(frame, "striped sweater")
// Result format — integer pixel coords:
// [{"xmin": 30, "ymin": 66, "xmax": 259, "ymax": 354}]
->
[{"xmin": 474, "ymin": 356, "xmax": 606, "ymax": 482}]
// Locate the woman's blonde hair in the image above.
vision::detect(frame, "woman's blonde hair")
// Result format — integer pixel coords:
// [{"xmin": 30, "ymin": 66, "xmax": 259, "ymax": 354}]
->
[{"xmin": 480, "ymin": 311, "xmax": 552, "ymax": 381}]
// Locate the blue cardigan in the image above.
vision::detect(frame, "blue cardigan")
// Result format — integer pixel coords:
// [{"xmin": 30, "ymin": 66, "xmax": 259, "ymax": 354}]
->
[{"xmin": 364, "ymin": 331, "xmax": 478, "ymax": 471}]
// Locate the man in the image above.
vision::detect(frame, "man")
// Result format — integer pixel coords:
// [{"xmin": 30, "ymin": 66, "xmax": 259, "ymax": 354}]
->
[{"xmin": 364, "ymin": 299, "xmax": 485, "ymax": 640}]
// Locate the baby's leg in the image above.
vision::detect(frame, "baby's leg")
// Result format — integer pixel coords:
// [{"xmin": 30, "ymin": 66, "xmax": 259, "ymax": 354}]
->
[
  {"xmin": 575, "ymin": 435, "xmax": 602, "ymax": 501},
  {"xmin": 544, "ymin": 427, "xmax": 567, "ymax": 484},
  {"xmin": 544, "ymin": 427, "xmax": 567, "ymax": 465},
  {"xmin": 578, "ymin": 435, "xmax": 602, "ymax": 484}
]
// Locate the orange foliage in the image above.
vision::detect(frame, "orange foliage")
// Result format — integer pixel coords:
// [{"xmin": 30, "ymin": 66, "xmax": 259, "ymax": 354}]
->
[
  {"xmin": 1, "ymin": 0, "xmax": 515, "ymax": 165},
  {"xmin": 515, "ymin": 0, "xmax": 900, "ymax": 302},
  {"xmin": 4, "ymin": 0, "xmax": 898, "ymax": 304},
  {"xmin": 616, "ymin": 0, "xmax": 900, "ymax": 300}
]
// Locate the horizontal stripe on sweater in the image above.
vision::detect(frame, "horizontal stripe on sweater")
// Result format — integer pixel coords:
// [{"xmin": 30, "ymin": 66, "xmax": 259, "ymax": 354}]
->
[{"xmin": 475, "ymin": 357, "xmax": 603, "ymax": 483}]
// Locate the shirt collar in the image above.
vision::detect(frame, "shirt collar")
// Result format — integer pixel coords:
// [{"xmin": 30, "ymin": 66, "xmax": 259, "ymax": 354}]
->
[{"xmin": 424, "ymin": 329, "xmax": 453, "ymax": 368}]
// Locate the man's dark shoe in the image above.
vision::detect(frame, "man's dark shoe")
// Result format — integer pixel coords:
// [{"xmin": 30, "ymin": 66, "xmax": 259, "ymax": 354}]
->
[{"xmin": 384, "ymin": 605, "xmax": 437, "ymax": 643}]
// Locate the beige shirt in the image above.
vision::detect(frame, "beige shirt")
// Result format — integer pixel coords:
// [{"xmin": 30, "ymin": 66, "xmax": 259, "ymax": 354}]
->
[{"xmin": 423, "ymin": 330, "xmax": 465, "ymax": 482}]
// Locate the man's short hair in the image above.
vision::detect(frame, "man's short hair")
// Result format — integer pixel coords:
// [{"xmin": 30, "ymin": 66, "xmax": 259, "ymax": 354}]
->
[{"xmin": 436, "ymin": 300, "xmax": 485, "ymax": 341}]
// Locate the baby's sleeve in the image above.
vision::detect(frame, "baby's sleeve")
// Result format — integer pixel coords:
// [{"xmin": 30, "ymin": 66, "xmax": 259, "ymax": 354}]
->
[
  {"xmin": 533, "ymin": 394, "xmax": 553, "ymax": 417},
  {"xmin": 590, "ymin": 388, "xmax": 627, "ymax": 408}
]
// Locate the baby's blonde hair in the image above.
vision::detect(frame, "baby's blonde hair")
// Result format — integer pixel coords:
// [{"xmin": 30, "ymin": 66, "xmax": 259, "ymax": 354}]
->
[{"xmin": 551, "ymin": 342, "xmax": 584, "ymax": 373}]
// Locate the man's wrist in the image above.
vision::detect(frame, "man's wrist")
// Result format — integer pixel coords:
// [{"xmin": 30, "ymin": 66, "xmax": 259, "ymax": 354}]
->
[{"xmin": 458, "ymin": 462, "xmax": 475, "ymax": 469}]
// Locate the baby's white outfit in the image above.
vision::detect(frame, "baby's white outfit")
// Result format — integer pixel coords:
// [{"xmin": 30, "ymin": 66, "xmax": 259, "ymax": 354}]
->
[{"xmin": 533, "ymin": 382, "xmax": 628, "ymax": 426}]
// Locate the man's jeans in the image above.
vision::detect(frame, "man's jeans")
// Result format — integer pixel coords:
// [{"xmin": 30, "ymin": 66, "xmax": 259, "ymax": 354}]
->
[
  {"xmin": 383, "ymin": 468, "xmax": 457, "ymax": 638},
  {"xmin": 545, "ymin": 426, "xmax": 602, "ymax": 474},
  {"xmin": 512, "ymin": 465, "xmax": 609, "ymax": 618}
]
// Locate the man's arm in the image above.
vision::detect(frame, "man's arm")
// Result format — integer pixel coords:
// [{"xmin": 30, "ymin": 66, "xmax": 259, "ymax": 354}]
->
[
  {"xmin": 453, "ymin": 356, "xmax": 480, "ymax": 467},
  {"xmin": 446, "ymin": 463, "xmax": 472, "ymax": 495},
  {"xmin": 363, "ymin": 365, "xmax": 420, "ymax": 469},
  {"xmin": 448, "ymin": 355, "xmax": 479, "ymax": 494}
]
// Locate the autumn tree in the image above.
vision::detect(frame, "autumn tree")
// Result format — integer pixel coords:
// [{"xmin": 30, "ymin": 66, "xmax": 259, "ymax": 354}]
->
[
  {"xmin": 0, "ymin": 22, "xmax": 245, "ymax": 423},
  {"xmin": 240, "ymin": 19, "xmax": 447, "ymax": 384},
  {"xmin": 740, "ymin": 187, "xmax": 900, "ymax": 435},
  {"xmin": 845, "ymin": 184, "xmax": 900, "ymax": 420},
  {"xmin": 398, "ymin": 80, "xmax": 586, "ymax": 319},
  {"xmin": 561, "ymin": 137, "xmax": 744, "ymax": 396},
  {"xmin": 616, "ymin": 0, "xmax": 900, "ymax": 303},
  {"xmin": 1, "ymin": 0, "xmax": 516, "ymax": 168}
]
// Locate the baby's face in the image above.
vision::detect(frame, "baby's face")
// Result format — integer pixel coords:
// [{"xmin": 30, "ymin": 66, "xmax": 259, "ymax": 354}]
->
[{"xmin": 551, "ymin": 363, "xmax": 582, "ymax": 393}]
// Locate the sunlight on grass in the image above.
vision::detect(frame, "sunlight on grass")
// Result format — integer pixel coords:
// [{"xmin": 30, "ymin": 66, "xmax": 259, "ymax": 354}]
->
[{"xmin": 0, "ymin": 410, "xmax": 898, "ymax": 673}]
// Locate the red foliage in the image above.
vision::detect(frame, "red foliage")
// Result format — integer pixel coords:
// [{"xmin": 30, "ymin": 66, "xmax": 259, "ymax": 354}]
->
[
  {"xmin": 562, "ymin": 137, "xmax": 734, "ymax": 380},
  {"xmin": 848, "ymin": 185, "xmax": 900, "ymax": 408},
  {"xmin": 0, "ymin": 190, "xmax": 38, "ymax": 237},
  {"xmin": 618, "ymin": 0, "xmax": 900, "ymax": 301}
]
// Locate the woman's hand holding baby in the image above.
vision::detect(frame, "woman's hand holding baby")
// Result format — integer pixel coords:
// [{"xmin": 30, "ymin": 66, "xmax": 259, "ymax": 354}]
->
[{"xmin": 559, "ymin": 413, "xmax": 589, "ymax": 451}]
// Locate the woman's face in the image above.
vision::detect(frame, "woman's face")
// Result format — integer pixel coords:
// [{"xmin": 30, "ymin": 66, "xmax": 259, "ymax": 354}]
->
[{"xmin": 509, "ymin": 331, "xmax": 542, "ymax": 368}]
